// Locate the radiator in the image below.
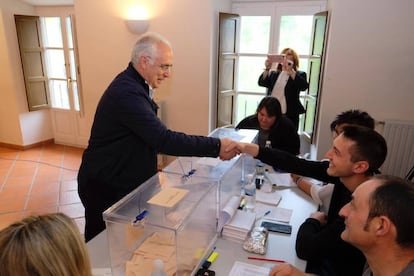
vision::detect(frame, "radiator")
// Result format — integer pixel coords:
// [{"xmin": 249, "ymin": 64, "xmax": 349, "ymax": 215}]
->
[{"xmin": 380, "ymin": 120, "xmax": 414, "ymax": 178}]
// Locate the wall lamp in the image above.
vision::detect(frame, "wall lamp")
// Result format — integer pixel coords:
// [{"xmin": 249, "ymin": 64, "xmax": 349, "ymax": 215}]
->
[
  {"xmin": 125, "ymin": 19, "xmax": 149, "ymax": 34},
  {"xmin": 125, "ymin": 5, "xmax": 149, "ymax": 34}
]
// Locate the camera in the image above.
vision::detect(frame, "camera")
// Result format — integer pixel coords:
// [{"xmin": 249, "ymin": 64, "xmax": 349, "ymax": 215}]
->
[{"xmin": 287, "ymin": 60, "xmax": 293, "ymax": 66}]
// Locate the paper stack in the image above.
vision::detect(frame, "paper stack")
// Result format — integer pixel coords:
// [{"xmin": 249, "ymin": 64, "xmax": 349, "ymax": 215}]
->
[{"xmin": 222, "ymin": 209, "xmax": 256, "ymax": 243}]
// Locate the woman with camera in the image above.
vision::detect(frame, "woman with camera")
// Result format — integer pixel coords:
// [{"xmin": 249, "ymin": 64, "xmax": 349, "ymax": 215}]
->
[{"xmin": 258, "ymin": 48, "xmax": 309, "ymax": 129}]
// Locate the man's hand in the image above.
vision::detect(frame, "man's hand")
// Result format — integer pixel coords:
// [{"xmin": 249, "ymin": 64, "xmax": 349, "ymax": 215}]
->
[
  {"xmin": 309, "ymin": 211, "xmax": 327, "ymax": 225},
  {"xmin": 225, "ymin": 142, "xmax": 259, "ymax": 158},
  {"xmin": 219, "ymin": 138, "xmax": 240, "ymax": 160},
  {"xmin": 269, "ymin": 263, "xmax": 312, "ymax": 276}
]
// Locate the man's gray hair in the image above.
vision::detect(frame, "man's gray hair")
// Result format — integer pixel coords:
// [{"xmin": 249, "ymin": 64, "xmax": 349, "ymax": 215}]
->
[{"xmin": 131, "ymin": 32, "xmax": 172, "ymax": 66}]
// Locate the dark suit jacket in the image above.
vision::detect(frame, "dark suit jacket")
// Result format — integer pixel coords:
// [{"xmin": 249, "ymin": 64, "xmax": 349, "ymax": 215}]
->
[{"xmin": 258, "ymin": 70, "xmax": 309, "ymax": 127}]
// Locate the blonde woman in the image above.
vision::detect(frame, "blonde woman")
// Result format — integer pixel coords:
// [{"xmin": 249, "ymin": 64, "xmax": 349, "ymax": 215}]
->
[{"xmin": 0, "ymin": 213, "xmax": 92, "ymax": 276}]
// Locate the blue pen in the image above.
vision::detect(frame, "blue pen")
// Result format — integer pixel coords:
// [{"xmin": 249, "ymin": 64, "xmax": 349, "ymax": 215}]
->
[
  {"xmin": 182, "ymin": 169, "xmax": 197, "ymax": 181},
  {"xmin": 132, "ymin": 210, "xmax": 149, "ymax": 224},
  {"xmin": 256, "ymin": 210, "xmax": 271, "ymax": 222}
]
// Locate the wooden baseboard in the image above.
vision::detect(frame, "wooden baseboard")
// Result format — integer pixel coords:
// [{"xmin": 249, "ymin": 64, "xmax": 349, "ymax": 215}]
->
[{"xmin": 0, "ymin": 139, "xmax": 54, "ymax": 150}]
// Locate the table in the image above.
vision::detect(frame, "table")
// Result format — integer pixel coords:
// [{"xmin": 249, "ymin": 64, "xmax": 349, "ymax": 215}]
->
[
  {"xmin": 211, "ymin": 187, "xmax": 318, "ymax": 274},
  {"xmin": 86, "ymin": 186, "xmax": 317, "ymax": 275}
]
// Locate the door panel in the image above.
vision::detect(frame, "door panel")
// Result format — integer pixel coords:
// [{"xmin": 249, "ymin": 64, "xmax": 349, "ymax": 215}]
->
[
  {"xmin": 216, "ymin": 13, "xmax": 240, "ymax": 127},
  {"xmin": 306, "ymin": 11, "xmax": 328, "ymax": 143},
  {"xmin": 15, "ymin": 15, "xmax": 50, "ymax": 111}
]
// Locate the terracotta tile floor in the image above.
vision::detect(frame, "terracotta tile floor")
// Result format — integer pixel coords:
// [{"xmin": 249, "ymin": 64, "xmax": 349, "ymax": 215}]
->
[{"xmin": 0, "ymin": 143, "xmax": 85, "ymax": 234}]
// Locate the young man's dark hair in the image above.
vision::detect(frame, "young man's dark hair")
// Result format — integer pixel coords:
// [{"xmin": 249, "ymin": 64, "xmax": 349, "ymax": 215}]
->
[{"xmin": 330, "ymin": 110, "xmax": 375, "ymax": 134}]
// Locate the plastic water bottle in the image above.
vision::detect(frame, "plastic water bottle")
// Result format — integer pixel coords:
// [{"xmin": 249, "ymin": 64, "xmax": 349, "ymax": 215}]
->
[
  {"xmin": 255, "ymin": 161, "xmax": 265, "ymax": 189},
  {"xmin": 150, "ymin": 259, "xmax": 167, "ymax": 276},
  {"xmin": 244, "ymin": 173, "xmax": 256, "ymax": 211}
]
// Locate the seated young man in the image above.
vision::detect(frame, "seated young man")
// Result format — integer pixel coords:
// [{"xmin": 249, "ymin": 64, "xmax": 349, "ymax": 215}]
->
[
  {"xmin": 236, "ymin": 96, "xmax": 300, "ymax": 155},
  {"xmin": 292, "ymin": 109, "xmax": 375, "ymax": 213}
]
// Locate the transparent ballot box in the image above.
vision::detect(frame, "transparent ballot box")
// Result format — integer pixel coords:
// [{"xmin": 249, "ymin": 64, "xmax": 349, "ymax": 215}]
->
[
  {"xmin": 162, "ymin": 128, "xmax": 258, "ymax": 232},
  {"xmin": 103, "ymin": 172, "xmax": 218, "ymax": 276},
  {"xmin": 162, "ymin": 128, "xmax": 257, "ymax": 178}
]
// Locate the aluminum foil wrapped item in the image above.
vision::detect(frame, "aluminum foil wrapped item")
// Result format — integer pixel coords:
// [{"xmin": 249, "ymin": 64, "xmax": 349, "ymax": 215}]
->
[{"xmin": 242, "ymin": 226, "xmax": 269, "ymax": 255}]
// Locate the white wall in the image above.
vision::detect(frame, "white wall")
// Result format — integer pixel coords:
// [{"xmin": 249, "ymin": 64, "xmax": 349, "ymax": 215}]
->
[
  {"xmin": 232, "ymin": 0, "xmax": 414, "ymax": 160},
  {"xmin": 314, "ymin": 0, "xmax": 414, "ymax": 159},
  {"xmin": 0, "ymin": 0, "xmax": 54, "ymax": 146}
]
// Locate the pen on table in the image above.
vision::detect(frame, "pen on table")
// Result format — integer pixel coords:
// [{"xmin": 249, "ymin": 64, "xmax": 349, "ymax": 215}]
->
[
  {"xmin": 202, "ymin": 247, "xmax": 218, "ymax": 269},
  {"xmin": 206, "ymin": 246, "xmax": 216, "ymax": 259},
  {"xmin": 255, "ymin": 210, "xmax": 271, "ymax": 221},
  {"xmin": 248, "ymin": 256, "xmax": 285, "ymax": 263},
  {"xmin": 238, "ymin": 197, "xmax": 246, "ymax": 210}
]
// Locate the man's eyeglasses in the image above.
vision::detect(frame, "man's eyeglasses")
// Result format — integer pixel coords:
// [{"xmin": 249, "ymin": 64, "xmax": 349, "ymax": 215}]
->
[
  {"xmin": 145, "ymin": 56, "xmax": 173, "ymax": 72},
  {"xmin": 159, "ymin": 64, "xmax": 173, "ymax": 71}
]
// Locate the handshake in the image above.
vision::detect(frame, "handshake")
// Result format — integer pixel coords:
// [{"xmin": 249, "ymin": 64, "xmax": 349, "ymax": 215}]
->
[{"xmin": 218, "ymin": 139, "xmax": 260, "ymax": 161}]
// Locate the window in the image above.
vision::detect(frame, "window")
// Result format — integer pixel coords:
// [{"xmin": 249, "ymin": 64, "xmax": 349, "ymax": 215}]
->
[
  {"xmin": 232, "ymin": 1, "xmax": 326, "ymax": 138},
  {"xmin": 236, "ymin": 15, "xmax": 313, "ymax": 126},
  {"xmin": 15, "ymin": 15, "xmax": 81, "ymax": 112}
]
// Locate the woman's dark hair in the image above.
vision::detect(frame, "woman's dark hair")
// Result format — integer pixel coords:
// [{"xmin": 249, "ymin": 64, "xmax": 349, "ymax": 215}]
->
[{"xmin": 256, "ymin": 96, "xmax": 282, "ymax": 118}]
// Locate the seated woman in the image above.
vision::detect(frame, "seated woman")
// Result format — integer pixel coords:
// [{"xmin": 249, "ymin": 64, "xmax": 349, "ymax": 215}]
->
[
  {"xmin": 0, "ymin": 212, "xmax": 92, "ymax": 276},
  {"xmin": 236, "ymin": 96, "xmax": 300, "ymax": 155}
]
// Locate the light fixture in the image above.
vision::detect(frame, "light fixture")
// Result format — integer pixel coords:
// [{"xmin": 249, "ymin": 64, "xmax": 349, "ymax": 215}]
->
[
  {"xmin": 125, "ymin": 5, "xmax": 149, "ymax": 34},
  {"xmin": 125, "ymin": 19, "xmax": 149, "ymax": 34}
]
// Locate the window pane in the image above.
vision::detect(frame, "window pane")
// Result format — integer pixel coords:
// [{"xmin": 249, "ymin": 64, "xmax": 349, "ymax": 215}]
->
[
  {"xmin": 303, "ymin": 97, "xmax": 316, "ymax": 134},
  {"xmin": 66, "ymin": 16, "xmax": 73, "ymax": 48},
  {"xmin": 45, "ymin": 49, "xmax": 66, "ymax": 79},
  {"xmin": 236, "ymin": 94, "xmax": 265, "ymax": 125},
  {"xmin": 298, "ymin": 58, "xmax": 309, "ymax": 76},
  {"xmin": 238, "ymin": 56, "xmax": 267, "ymax": 93},
  {"xmin": 69, "ymin": 50, "xmax": 77, "ymax": 80},
  {"xmin": 240, "ymin": 16, "xmax": 271, "ymax": 54},
  {"xmin": 278, "ymin": 16, "xmax": 313, "ymax": 54},
  {"xmin": 41, "ymin": 17, "xmax": 63, "ymax": 48},
  {"xmin": 308, "ymin": 58, "xmax": 320, "ymax": 96},
  {"xmin": 72, "ymin": 81, "xmax": 79, "ymax": 111},
  {"xmin": 49, "ymin": 80, "xmax": 70, "ymax": 109}
]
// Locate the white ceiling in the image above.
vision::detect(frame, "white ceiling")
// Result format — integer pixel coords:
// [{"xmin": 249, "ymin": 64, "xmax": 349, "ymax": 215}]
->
[{"xmin": 21, "ymin": 0, "xmax": 73, "ymax": 6}]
